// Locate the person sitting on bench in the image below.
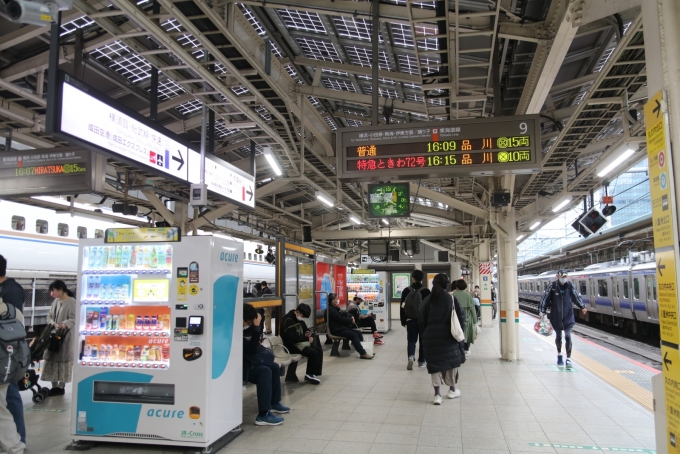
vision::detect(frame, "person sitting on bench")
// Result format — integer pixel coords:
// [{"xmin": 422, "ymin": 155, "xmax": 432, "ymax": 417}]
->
[
  {"xmin": 281, "ymin": 303, "xmax": 323, "ymax": 385},
  {"xmin": 348, "ymin": 297, "xmax": 384, "ymax": 345},
  {"xmin": 327, "ymin": 293, "xmax": 373, "ymax": 359}
]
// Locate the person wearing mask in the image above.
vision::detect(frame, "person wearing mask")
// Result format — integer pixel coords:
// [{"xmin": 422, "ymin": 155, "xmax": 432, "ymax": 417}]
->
[
  {"xmin": 348, "ymin": 297, "xmax": 384, "ymax": 345},
  {"xmin": 260, "ymin": 281, "xmax": 274, "ymax": 335},
  {"xmin": 491, "ymin": 288, "xmax": 497, "ymax": 320},
  {"xmin": 539, "ymin": 270, "xmax": 587, "ymax": 369},
  {"xmin": 327, "ymin": 293, "xmax": 373, "ymax": 359},
  {"xmin": 243, "ymin": 303, "xmax": 290, "ymax": 425},
  {"xmin": 400, "ymin": 270, "xmax": 431, "ymax": 370},
  {"xmin": 253, "ymin": 283, "xmax": 263, "ymax": 297},
  {"xmin": 0, "ymin": 255, "xmax": 26, "ymax": 445},
  {"xmin": 0, "ymin": 298, "xmax": 26, "ymax": 454},
  {"xmin": 281, "ymin": 303, "xmax": 323, "ymax": 384},
  {"xmin": 472, "ymin": 286, "xmax": 481, "ymax": 321},
  {"xmin": 43, "ymin": 280, "xmax": 76, "ymax": 396},
  {"xmin": 419, "ymin": 274, "xmax": 465, "ymax": 405},
  {"xmin": 452, "ymin": 279, "xmax": 477, "ymax": 356}
]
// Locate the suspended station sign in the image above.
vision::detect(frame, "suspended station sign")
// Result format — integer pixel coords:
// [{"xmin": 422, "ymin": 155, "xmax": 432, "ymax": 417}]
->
[
  {"xmin": 51, "ymin": 72, "xmax": 255, "ymax": 209},
  {"xmin": 337, "ymin": 116, "xmax": 542, "ymax": 181}
]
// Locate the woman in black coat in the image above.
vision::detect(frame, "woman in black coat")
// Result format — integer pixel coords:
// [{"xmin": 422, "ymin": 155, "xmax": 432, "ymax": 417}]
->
[{"xmin": 419, "ymin": 273, "xmax": 466, "ymax": 405}]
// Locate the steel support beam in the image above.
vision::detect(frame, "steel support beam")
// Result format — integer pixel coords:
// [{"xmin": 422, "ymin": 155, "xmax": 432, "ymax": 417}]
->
[
  {"xmin": 312, "ymin": 226, "xmax": 470, "ymax": 240},
  {"xmin": 410, "ymin": 183, "xmax": 489, "ymax": 220}
]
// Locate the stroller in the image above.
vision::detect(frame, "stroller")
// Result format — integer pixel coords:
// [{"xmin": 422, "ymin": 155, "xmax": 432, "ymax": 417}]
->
[{"xmin": 17, "ymin": 324, "xmax": 53, "ymax": 404}]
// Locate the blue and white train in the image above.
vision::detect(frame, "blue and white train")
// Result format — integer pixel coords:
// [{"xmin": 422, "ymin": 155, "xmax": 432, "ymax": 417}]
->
[
  {"xmin": 518, "ymin": 259, "xmax": 659, "ymax": 335},
  {"xmin": 0, "ymin": 199, "xmax": 275, "ymax": 329}
]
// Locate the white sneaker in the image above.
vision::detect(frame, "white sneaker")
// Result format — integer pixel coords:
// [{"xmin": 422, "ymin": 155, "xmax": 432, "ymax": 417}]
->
[
  {"xmin": 447, "ymin": 389, "xmax": 461, "ymax": 399},
  {"xmin": 464, "ymin": 350, "xmax": 470, "ymax": 357},
  {"xmin": 433, "ymin": 395, "xmax": 443, "ymax": 405}
]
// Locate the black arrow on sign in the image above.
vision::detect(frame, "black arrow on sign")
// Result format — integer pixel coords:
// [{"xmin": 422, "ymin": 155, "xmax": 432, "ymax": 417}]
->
[
  {"xmin": 665, "ymin": 351, "xmax": 673, "ymax": 371},
  {"xmin": 658, "ymin": 258, "xmax": 666, "ymax": 277},
  {"xmin": 172, "ymin": 149, "xmax": 185, "ymax": 171},
  {"xmin": 653, "ymin": 99, "xmax": 661, "ymax": 118},
  {"xmin": 246, "ymin": 186, "xmax": 253, "ymax": 201}
]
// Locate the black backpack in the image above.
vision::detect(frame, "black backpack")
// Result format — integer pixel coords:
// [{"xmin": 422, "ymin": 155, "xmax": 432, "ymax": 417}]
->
[
  {"xmin": 402, "ymin": 286, "xmax": 426, "ymax": 320},
  {"xmin": 0, "ymin": 302, "xmax": 30, "ymax": 385}
]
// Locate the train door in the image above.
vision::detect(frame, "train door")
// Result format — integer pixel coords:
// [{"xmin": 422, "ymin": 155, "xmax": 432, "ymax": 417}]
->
[
  {"xmin": 645, "ymin": 275, "xmax": 659, "ymax": 320},
  {"xmin": 611, "ymin": 276, "xmax": 621, "ymax": 314},
  {"xmin": 578, "ymin": 280, "xmax": 588, "ymax": 305}
]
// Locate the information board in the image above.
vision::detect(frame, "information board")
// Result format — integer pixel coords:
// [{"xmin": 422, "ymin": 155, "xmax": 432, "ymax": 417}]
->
[
  {"xmin": 104, "ymin": 227, "xmax": 181, "ymax": 243},
  {"xmin": 54, "ymin": 73, "xmax": 255, "ymax": 209},
  {"xmin": 337, "ymin": 116, "xmax": 541, "ymax": 181},
  {"xmin": 0, "ymin": 148, "xmax": 106, "ymax": 196},
  {"xmin": 367, "ymin": 182, "xmax": 409, "ymax": 218}
]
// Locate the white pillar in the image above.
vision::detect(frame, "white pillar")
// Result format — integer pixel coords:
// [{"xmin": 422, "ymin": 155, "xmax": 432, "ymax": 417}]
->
[
  {"xmin": 478, "ymin": 239, "xmax": 493, "ymax": 328},
  {"xmin": 495, "ymin": 210, "xmax": 520, "ymax": 361},
  {"xmin": 450, "ymin": 262, "xmax": 462, "ymax": 283}
]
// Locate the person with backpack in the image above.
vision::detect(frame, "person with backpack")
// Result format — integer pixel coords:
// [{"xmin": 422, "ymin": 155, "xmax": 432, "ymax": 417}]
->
[
  {"xmin": 539, "ymin": 270, "xmax": 587, "ymax": 369},
  {"xmin": 0, "ymin": 298, "xmax": 29, "ymax": 454},
  {"xmin": 419, "ymin": 273, "xmax": 465, "ymax": 405},
  {"xmin": 400, "ymin": 270, "xmax": 431, "ymax": 370},
  {"xmin": 452, "ymin": 279, "xmax": 477, "ymax": 356},
  {"xmin": 42, "ymin": 280, "xmax": 76, "ymax": 396},
  {"xmin": 0, "ymin": 255, "xmax": 26, "ymax": 445}
]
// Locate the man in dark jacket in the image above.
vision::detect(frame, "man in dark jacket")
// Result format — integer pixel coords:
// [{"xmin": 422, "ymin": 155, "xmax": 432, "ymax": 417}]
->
[
  {"xmin": 243, "ymin": 304, "xmax": 290, "ymax": 426},
  {"xmin": 400, "ymin": 270, "xmax": 430, "ymax": 370},
  {"xmin": 0, "ymin": 254, "xmax": 25, "ymax": 444},
  {"xmin": 327, "ymin": 293, "xmax": 373, "ymax": 359},
  {"xmin": 281, "ymin": 303, "xmax": 323, "ymax": 384},
  {"xmin": 539, "ymin": 269, "xmax": 587, "ymax": 369}
]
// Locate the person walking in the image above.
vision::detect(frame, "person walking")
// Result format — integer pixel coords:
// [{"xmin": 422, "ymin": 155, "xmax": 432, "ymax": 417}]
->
[
  {"xmin": 539, "ymin": 270, "xmax": 587, "ymax": 369},
  {"xmin": 419, "ymin": 273, "xmax": 465, "ymax": 405},
  {"xmin": 451, "ymin": 279, "xmax": 477, "ymax": 356},
  {"xmin": 0, "ymin": 299, "xmax": 26, "ymax": 454},
  {"xmin": 0, "ymin": 255, "xmax": 26, "ymax": 445},
  {"xmin": 43, "ymin": 280, "xmax": 76, "ymax": 396},
  {"xmin": 491, "ymin": 288, "xmax": 497, "ymax": 320},
  {"xmin": 400, "ymin": 270, "xmax": 431, "ymax": 370},
  {"xmin": 327, "ymin": 293, "xmax": 373, "ymax": 359}
]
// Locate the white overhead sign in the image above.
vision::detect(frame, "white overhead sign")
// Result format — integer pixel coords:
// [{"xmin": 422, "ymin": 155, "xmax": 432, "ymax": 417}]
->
[{"xmin": 58, "ymin": 78, "xmax": 255, "ymax": 209}]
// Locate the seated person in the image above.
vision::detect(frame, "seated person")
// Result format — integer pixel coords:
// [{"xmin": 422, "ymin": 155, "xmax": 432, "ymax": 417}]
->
[
  {"xmin": 281, "ymin": 303, "xmax": 323, "ymax": 384},
  {"xmin": 327, "ymin": 293, "xmax": 373, "ymax": 359},
  {"xmin": 348, "ymin": 297, "xmax": 384, "ymax": 345},
  {"xmin": 243, "ymin": 303, "xmax": 290, "ymax": 425}
]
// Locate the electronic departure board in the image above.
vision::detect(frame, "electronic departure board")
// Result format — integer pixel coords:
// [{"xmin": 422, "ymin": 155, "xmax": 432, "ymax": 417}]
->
[{"xmin": 337, "ymin": 116, "xmax": 541, "ymax": 181}]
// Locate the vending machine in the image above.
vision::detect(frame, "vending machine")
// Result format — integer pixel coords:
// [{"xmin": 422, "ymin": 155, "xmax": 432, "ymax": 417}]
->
[
  {"xmin": 346, "ymin": 270, "xmax": 391, "ymax": 332},
  {"xmin": 71, "ymin": 230, "xmax": 244, "ymax": 449}
]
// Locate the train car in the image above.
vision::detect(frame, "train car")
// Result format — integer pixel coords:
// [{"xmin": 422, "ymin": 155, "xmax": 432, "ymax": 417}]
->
[
  {"xmin": 518, "ymin": 258, "xmax": 659, "ymax": 336},
  {"xmin": 0, "ymin": 200, "xmax": 275, "ymax": 329}
]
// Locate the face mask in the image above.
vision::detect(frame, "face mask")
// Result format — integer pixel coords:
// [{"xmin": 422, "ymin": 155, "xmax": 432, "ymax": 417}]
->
[
  {"xmin": 558, "ymin": 278, "xmax": 567, "ymax": 285},
  {"xmin": 296, "ymin": 316, "xmax": 304, "ymax": 321},
  {"xmin": 243, "ymin": 324, "xmax": 251, "ymax": 330}
]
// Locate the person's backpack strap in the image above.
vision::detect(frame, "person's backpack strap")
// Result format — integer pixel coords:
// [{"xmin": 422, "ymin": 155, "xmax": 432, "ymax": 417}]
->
[{"xmin": 0, "ymin": 302, "xmax": 15, "ymax": 320}]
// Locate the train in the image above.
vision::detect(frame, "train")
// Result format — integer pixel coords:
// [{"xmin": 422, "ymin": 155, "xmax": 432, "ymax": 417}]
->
[
  {"xmin": 518, "ymin": 256, "xmax": 659, "ymax": 336},
  {"xmin": 0, "ymin": 199, "xmax": 275, "ymax": 331}
]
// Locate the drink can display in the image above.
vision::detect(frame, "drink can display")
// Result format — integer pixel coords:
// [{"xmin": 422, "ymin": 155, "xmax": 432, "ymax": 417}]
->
[
  {"xmin": 161, "ymin": 314, "xmax": 169, "ymax": 330},
  {"xmin": 92, "ymin": 311, "xmax": 99, "ymax": 329},
  {"xmin": 166, "ymin": 246, "xmax": 173, "ymax": 266},
  {"xmin": 112, "ymin": 315, "xmax": 119, "ymax": 331},
  {"xmin": 135, "ymin": 316, "xmax": 143, "ymax": 330},
  {"xmin": 105, "ymin": 314, "xmax": 113, "ymax": 331},
  {"xmin": 85, "ymin": 310, "xmax": 93, "ymax": 329},
  {"xmin": 151, "ymin": 315, "xmax": 157, "ymax": 330},
  {"xmin": 111, "ymin": 344, "xmax": 119, "ymax": 359},
  {"xmin": 144, "ymin": 316, "xmax": 150, "ymax": 330},
  {"xmin": 84, "ymin": 342, "xmax": 91, "ymax": 358},
  {"xmin": 141, "ymin": 346, "xmax": 150, "ymax": 361},
  {"xmin": 118, "ymin": 346, "xmax": 126, "ymax": 360},
  {"xmin": 100, "ymin": 345, "xmax": 108, "ymax": 360},
  {"xmin": 91, "ymin": 344, "xmax": 98, "ymax": 359},
  {"xmin": 126, "ymin": 346, "xmax": 134, "ymax": 361},
  {"xmin": 133, "ymin": 345, "xmax": 141, "ymax": 361},
  {"xmin": 128, "ymin": 314, "xmax": 136, "ymax": 330},
  {"xmin": 162, "ymin": 344, "xmax": 170, "ymax": 362},
  {"xmin": 118, "ymin": 314, "xmax": 126, "ymax": 330}
]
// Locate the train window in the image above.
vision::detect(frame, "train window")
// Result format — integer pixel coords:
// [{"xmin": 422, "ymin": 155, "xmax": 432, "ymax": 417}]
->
[
  {"xmin": 530, "ymin": 283, "xmax": 533, "ymax": 292},
  {"xmin": 623, "ymin": 280, "xmax": 629, "ymax": 299},
  {"xmin": 633, "ymin": 278, "xmax": 640, "ymax": 299},
  {"xmin": 11, "ymin": 216, "xmax": 25, "ymax": 231},
  {"xmin": 36, "ymin": 219, "xmax": 48, "ymax": 234},
  {"xmin": 649, "ymin": 277, "xmax": 657, "ymax": 301},
  {"xmin": 248, "ymin": 253, "xmax": 252, "ymax": 260},
  {"xmin": 57, "ymin": 223, "xmax": 69, "ymax": 237},
  {"xmin": 94, "ymin": 229, "xmax": 104, "ymax": 239},
  {"xmin": 597, "ymin": 279, "xmax": 608, "ymax": 297},
  {"xmin": 579, "ymin": 281, "xmax": 587, "ymax": 295},
  {"xmin": 77, "ymin": 227, "xmax": 87, "ymax": 239}
]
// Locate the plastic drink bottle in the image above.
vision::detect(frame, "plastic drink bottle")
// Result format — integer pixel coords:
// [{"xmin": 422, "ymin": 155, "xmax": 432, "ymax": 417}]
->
[
  {"xmin": 157, "ymin": 247, "xmax": 166, "ymax": 267},
  {"xmin": 118, "ymin": 314, "xmax": 126, "ymax": 330},
  {"xmin": 144, "ymin": 316, "xmax": 150, "ymax": 330},
  {"xmin": 150, "ymin": 247, "xmax": 158, "ymax": 268},
  {"xmin": 166, "ymin": 246, "xmax": 172, "ymax": 266},
  {"xmin": 115, "ymin": 246, "xmax": 122, "ymax": 268},
  {"xmin": 100, "ymin": 308, "xmax": 108, "ymax": 329},
  {"xmin": 112, "ymin": 315, "xmax": 120, "ymax": 330},
  {"xmin": 136, "ymin": 316, "xmax": 144, "ymax": 330},
  {"xmin": 128, "ymin": 314, "xmax": 136, "ymax": 330},
  {"xmin": 85, "ymin": 309, "xmax": 93, "ymax": 329},
  {"xmin": 151, "ymin": 315, "xmax": 157, "ymax": 330},
  {"xmin": 162, "ymin": 344, "xmax": 170, "ymax": 362},
  {"xmin": 105, "ymin": 314, "xmax": 113, "ymax": 330},
  {"xmin": 84, "ymin": 342, "xmax": 91, "ymax": 358},
  {"xmin": 133, "ymin": 345, "xmax": 141, "ymax": 361},
  {"xmin": 108, "ymin": 247, "xmax": 116, "ymax": 268},
  {"xmin": 86, "ymin": 280, "xmax": 93, "ymax": 298},
  {"xmin": 130, "ymin": 247, "xmax": 136, "ymax": 267},
  {"xmin": 92, "ymin": 311, "xmax": 99, "ymax": 329},
  {"xmin": 91, "ymin": 344, "xmax": 98, "ymax": 359},
  {"xmin": 121, "ymin": 246, "xmax": 129, "ymax": 268},
  {"xmin": 111, "ymin": 345, "xmax": 119, "ymax": 359},
  {"xmin": 126, "ymin": 346, "xmax": 134, "ymax": 361}
]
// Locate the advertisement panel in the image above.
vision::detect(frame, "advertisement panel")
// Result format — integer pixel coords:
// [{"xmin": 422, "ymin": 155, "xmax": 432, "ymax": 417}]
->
[{"xmin": 315, "ymin": 262, "xmax": 346, "ymax": 322}]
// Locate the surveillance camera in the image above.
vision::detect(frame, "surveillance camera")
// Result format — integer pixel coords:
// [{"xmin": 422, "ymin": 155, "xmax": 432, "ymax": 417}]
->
[{"xmin": 5, "ymin": 0, "xmax": 73, "ymax": 26}]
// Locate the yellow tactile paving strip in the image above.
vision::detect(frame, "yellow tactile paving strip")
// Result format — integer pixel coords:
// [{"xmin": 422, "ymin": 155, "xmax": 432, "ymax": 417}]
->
[{"xmin": 522, "ymin": 323, "xmax": 654, "ymax": 412}]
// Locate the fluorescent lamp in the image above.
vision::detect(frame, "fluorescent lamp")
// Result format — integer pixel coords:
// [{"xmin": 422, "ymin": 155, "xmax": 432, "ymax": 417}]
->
[
  {"xmin": 382, "ymin": 219, "xmax": 389, "ymax": 225},
  {"xmin": 315, "ymin": 191, "xmax": 335, "ymax": 207},
  {"xmin": 262, "ymin": 147, "xmax": 282, "ymax": 176},
  {"xmin": 530, "ymin": 222, "xmax": 541, "ymax": 230},
  {"xmin": 597, "ymin": 148, "xmax": 635, "ymax": 177},
  {"xmin": 349, "ymin": 215, "xmax": 362, "ymax": 224},
  {"xmin": 517, "ymin": 235, "xmax": 525, "ymax": 241},
  {"xmin": 552, "ymin": 198, "xmax": 571, "ymax": 213}
]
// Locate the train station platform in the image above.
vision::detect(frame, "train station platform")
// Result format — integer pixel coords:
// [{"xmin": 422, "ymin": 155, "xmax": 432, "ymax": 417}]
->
[{"xmin": 21, "ymin": 315, "xmax": 656, "ymax": 454}]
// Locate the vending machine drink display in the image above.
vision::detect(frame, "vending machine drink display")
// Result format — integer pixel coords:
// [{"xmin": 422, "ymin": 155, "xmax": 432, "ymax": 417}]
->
[
  {"xmin": 347, "ymin": 270, "xmax": 391, "ymax": 332},
  {"xmin": 72, "ymin": 232, "xmax": 243, "ymax": 448}
]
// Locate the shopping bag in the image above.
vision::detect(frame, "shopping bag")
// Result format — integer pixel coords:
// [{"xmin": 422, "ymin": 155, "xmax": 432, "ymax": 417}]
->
[
  {"xmin": 534, "ymin": 314, "xmax": 554, "ymax": 336},
  {"xmin": 450, "ymin": 304, "xmax": 465, "ymax": 342},
  {"xmin": 360, "ymin": 341, "xmax": 374, "ymax": 356}
]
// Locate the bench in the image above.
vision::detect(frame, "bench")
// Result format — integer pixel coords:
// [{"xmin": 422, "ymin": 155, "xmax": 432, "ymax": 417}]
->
[{"xmin": 266, "ymin": 336, "xmax": 301, "ymax": 379}]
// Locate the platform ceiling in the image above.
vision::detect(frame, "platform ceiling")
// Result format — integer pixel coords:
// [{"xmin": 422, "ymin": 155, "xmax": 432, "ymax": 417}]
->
[{"xmin": 0, "ymin": 0, "xmax": 649, "ymax": 262}]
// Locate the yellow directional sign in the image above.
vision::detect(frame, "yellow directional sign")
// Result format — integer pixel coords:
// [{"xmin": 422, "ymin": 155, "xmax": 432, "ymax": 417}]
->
[{"xmin": 656, "ymin": 249, "xmax": 678, "ymax": 343}]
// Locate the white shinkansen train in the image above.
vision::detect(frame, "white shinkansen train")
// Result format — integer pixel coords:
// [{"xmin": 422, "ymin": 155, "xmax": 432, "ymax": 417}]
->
[
  {"xmin": 518, "ymin": 257, "xmax": 659, "ymax": 336},
  {"xmin": 0, "ymin": 200, "xmax": 275, "ymax": 329}
]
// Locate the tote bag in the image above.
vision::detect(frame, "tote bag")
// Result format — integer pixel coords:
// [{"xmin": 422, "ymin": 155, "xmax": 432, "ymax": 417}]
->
[{"xmin": 450, "ymin": 302, "xmax": 465, "ymax": 342}]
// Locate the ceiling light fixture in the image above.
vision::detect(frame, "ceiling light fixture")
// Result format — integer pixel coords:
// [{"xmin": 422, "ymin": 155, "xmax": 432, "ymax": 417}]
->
[
  {"xmin": 552, "ymin": 198, "xmax": 571, "ymax": 213},
  {"xmin": 597, "ymin": 148, "xmax": 635, "ymax": 177},
  {"xmin": 262, "ymin": 147, "xmax": 282, "ymax": 176},
  {"xmin": 382, "ymin": 219, "xmax": 389, "ymax": 225},
  {"xmin": 517, "ymin": 235, "xmax": 525, "ymax": 241},
  {"xmin": 349, "ymin": 215, "xmax": 362, "ymax": 224},
  {"xmin": 530, "ymin": 222, "xmax": 541, "ymax": 230},
  {"xmin": 315, "ymin": 191, "xmax": 335, "ymax": 207}
]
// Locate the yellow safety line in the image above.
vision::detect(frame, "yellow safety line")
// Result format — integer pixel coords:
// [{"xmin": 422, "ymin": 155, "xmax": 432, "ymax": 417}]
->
[{"xmin": 521, "ymin": 323, "xmax": 653, "ymax": 412}]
